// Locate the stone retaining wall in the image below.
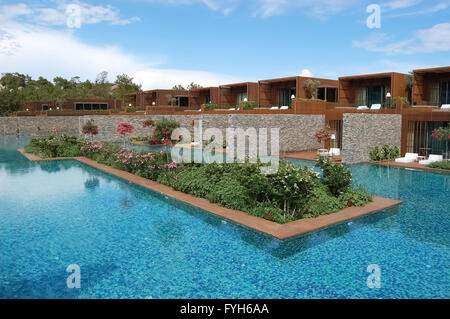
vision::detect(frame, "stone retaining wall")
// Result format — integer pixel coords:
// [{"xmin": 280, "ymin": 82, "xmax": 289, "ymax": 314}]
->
[
  {"xmin": 1, "ymin": 114, "xmax": 325, "ymax": 153},
  {"xmin": 342, "ymin": 113, "xmax": 402, "ymax": 164}
]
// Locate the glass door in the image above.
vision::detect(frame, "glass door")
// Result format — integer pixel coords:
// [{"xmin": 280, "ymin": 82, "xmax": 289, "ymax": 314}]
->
[
  {"xmin": 367, "ymin": 86, "xmax": 385, "ymax": 108},
  {"xmin": 279, "ymin": 88, "xmax": 296, "ymax": 107},
  {"xmin": 440, "ymin": 82, "xmax": 450, "ymax": 106}
]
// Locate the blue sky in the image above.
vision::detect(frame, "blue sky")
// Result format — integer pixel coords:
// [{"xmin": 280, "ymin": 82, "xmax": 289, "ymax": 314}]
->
[{"xmin": 0, "ymin": 0, "xmax": 449, "ymax": 89}]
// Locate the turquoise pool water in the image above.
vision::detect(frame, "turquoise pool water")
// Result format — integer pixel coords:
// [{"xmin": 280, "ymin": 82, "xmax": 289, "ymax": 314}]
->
[{"xmin": 0, "ymin": 135, "xmax": 448, "ymax": 299}]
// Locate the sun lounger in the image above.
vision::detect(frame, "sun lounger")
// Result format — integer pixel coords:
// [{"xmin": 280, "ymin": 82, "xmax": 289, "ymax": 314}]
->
[
  {"xmin": 419, "ymin": 154, "xmax": 443, "ymax": 165},
  {"xmin": 441, "ymin": 104, "xmax": 450, "ymax": 109},
  {"xmin": 329, "ymin": 148, "xmax": 341, "ymax": 156},
  {"xmin": 270, "ymin": 106, "xmax": 279, "ymax": 110},
  {"xmin": 280, "ymin": 106, "xmax": 289, "ymax": 110},
  {"xmin": 395, "ymin": 153, "xmax": 418, "ymax": 163},
  {"xmin": 370, "ymin": 104, "xmax": 381, "ymax": 110},
  {"xmin": 357, "ymin": 105, "xmax": 369, "ymax": 110}
]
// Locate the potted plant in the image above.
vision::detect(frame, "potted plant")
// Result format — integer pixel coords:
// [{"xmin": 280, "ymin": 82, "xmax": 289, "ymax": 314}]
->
[
  {"xmin": 431, "ymin": 124, "xmax": 450, "ymax": 160},
  {"xmin": 116, "ymin": 122, "xmax": 134, "ymax": 147},
  {"xmin": 315, "ymin": 126, "xmax": 333, "ymax": 149},
  {"xmin": 82, "ymin": 120, "xmax": 98, "ymax": 141}
]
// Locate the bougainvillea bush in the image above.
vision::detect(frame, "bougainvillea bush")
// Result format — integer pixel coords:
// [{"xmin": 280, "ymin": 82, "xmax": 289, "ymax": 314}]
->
[
  {"xmin": 82, "ymin": 120, "xmax": 98, "ymax": 135},
  {"xmin": 116, "ymin": 122, "xmax": 134, "ymax": 135},
  {"xmin": 149, "ymin": 117, "xmax": 181, "ymax": 145}
]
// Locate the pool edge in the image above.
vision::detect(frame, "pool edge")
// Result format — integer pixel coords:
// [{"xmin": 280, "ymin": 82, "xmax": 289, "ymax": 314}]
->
[{"xmin": 17, "ymin": 149, "xmax": 403, "ymax": 240}]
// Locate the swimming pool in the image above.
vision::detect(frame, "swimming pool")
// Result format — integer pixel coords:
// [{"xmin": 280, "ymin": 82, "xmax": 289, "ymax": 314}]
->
[{"xmin": 0, "ymin": 135, "xmax": 448, "ymax": 298}]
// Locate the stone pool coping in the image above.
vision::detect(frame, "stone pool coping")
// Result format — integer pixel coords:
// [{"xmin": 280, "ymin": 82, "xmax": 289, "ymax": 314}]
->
[
  {"xmin": 18, "ymin": 149, "xmax": 403, "ymax": 240},
  {"xmin": 367, "ymin": 160, "xmax": 450, "ymax": 174}
]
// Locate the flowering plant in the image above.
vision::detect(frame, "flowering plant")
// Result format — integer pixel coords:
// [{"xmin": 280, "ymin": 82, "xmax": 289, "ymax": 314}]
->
[
  {"xmin": 116, "ymin": 122, "xmax": 134, "ymax": 135},
  {"xmin": 315, "ymin": 126, "xmax": 333, "ymax": 144},
  {"xmin": 82, "ymin": 120, "xmax": 98, "ymax": 135},
  {"xmin": 81, "ymin": 142, "xmax": 103, "ymax": 154},
  {"xmin": 432, "ymin": 124, "xmax": 450, "ymax": 159},
  {"xmin": 143, "ymin": 119, "xmax": 154, "ymax": 128},
  {"xmin": 431, "ymin": 125, "xmax": 450, "ymax": 141}
]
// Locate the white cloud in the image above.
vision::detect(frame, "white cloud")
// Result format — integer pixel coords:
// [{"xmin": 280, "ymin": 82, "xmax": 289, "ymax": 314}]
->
[
  {"xmin": 0, "ymin": 21, "xmax": 238, "ymax": 89},
  {"xmin": 381, "ymin": 0, "xmax": 423, "ymax": 11},
  {"xmin": 256, "ymin": 0, "xmax": 360, "ymax": 18},
  {"xmin": 384, "ymin": 0, "xmax": 450, "ymax": 17},
  {"xmin": 300, "ymin": 69, "xmax": 313, "ymax": 77},
  {"xmin": 143, "ymin": 0, "xmax": 359, "ymax": 18},
  {"xmin": 0, "ymin": 1, "xmax": 140, "ymax": 27},
  {"xmin": 354, "ymin": 23, "xmax": 450, "ymax": 55}
]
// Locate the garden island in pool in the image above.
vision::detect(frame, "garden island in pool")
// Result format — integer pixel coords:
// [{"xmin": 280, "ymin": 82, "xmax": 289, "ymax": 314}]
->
[{"xmin": 1, "ymin": 135, "xmax": 448, "ymax": 299}]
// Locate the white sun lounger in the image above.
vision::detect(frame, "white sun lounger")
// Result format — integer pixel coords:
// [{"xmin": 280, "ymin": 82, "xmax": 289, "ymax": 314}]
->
[
  {"xmin": 357, "ymin": 105, "xmax": 369, "ymax": 110},
  {"xmin": 395, "ymin": 153, "xmax": 418, "ymax": 163},
  {"xmin": 419, "ymin": 154, "xmax": 443, "ymax": 165},
  {"xmin": 280, "ymin": 106, "xmax": 289, "ymax": 110},
  {"xmin": 329, "ymin": 148, "xmax": 341, "ymax": 156},
  {"xmin": 441, "ymin": 104, "xmax": 450, "ymax": 109},
  {"xmin": 370, "ymin": 104, "xmax": 381, "ymax": 110},
  {"xmin": 270, "ymin": 106, "xmax": 279, "ymax": 110}
]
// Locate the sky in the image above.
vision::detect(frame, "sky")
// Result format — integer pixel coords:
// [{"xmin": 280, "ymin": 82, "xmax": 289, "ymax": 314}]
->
[{"xmin": 0, "ymin": 0, "xmax": 449, "ymax": 89}]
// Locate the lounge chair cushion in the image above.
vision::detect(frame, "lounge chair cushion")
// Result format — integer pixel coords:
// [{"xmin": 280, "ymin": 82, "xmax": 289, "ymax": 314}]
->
[
  {"xmin": 420, "ymin": 154, "xmax": 444, "ymax": 165},
  {"xmin": 357, "ymin": 105, "xmax": 369, "ymax": 110},
  {"xmin": 395, "ymin": 153, "xmax": 418, "ymax": 163},
  {"xmin": 370, "ymin": 104, "xmax": 381, "ymax": 110}
]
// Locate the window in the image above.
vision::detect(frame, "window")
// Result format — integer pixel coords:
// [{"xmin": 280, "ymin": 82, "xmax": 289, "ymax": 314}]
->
[
  {"xmin": 318, "ymin": 87, "xmax": 338, "ymax": 102},
  {"xmin": 175, "ymin": 96, "xmax": 189, "ymax": 107},
  {"xmin": 205, "ymin": 95, "xmax": 211, "ymax": 105},
  {"xmin": 237, "ymin": 92, "xmax": 247, "ymax": 105},
  {"xmin": 74, "ymin": 102, "xmax": 108, "ymax": 111},
  {"xmin": 279, "ymin": 88, "xmax": 296, "ymax": 107},
  {"xmin": 440, "ymin": 82, "xmax": 450, "ymax": 106},
  {"xmin": 42, "ymin": 105, "xmax": 50, "ymax": 111}
]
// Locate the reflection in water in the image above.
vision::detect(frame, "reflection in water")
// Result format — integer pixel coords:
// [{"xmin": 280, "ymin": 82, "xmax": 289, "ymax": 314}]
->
[{"xmin": 84, "ymin": 177, "xmax": 100, "ymax": 190}]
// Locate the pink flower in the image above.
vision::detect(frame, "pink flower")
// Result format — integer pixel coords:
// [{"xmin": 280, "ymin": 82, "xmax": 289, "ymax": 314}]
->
[{"xmin": 116, "ymin": 122, "xmax": 134, "ymax": 135}]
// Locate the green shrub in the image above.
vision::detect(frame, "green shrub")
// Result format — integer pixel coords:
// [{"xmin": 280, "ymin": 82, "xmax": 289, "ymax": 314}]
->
[
  {"xmin": 428, "ymin": 161, "xmax": 450, "ymax": 170},
  {"xmin": 304, "ymin": 185, "xmax": 344, "ymax": 218},
  {"xmin": 24, "ymin": 135, "xmax": 83, "ymax": 158},
  {"xmin": 370, "ymin": 145, "xmax": 400, "ymax": 161},
  {"xmin": 208, "ymin": 176, "xmax": 249, "ymax": 211},
  {"xmin": 204, "ymin": 104, "xmax": 218, "ymax": 111},
  {"xmin": 315, "ymin": 157, "xmax": 352, "ymax": 196},
  {"xmin": 126, "ymin": 106, "xmax": 143, "ymax": 113},
  {"xmin": 268, "ymin": 161, "xmax": 319, "ymax": 217},
  {"xmin": 338, "ymin": 186, "xmax": 373, "ymax": 207},
  {"xmin": 241, "ymin": 101, "xmax": 259, "ymax": 109},
  {"xmin": 153, "ymin": 117, "xmax": 180, "ymax": 142},
  {"xmin": 247, "ymin": 205, "xmax": 294, "ymax": 224}
]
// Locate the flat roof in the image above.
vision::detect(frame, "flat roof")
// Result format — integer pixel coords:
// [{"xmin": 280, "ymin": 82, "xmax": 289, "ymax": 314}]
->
[
  {"xmin": 219, "ymin": 82, "xmax": 257, "ymax": 88},
  {"xmin": 413, "ymin": 66, "xmax": 450, "ymax": 74},
  {"xmin": 339, "ymin": 72, "xmax": 406, "ymax": 81}
]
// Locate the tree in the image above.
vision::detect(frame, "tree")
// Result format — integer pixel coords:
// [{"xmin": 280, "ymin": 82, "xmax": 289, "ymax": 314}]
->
[
  {"xmin": 92, "ymin": 71, "xmax": 113, "ymax": 98},
  {"xmin": 0, "ymin": 89, "xmax": 22, "ymax": 115},
  {"xmin": 186, "ymin": 82, "xmax": 203, "ymax": 90},
  {"xmin": 172, "ymin": 84, "xmax": 186, "ymax": 91},
  {"xmin": 304, "ymin": 79, "xmax": 321, "ymax": 99},
  {"xmin": 112, "ymin": 74, "xmax": 141, "ymax": 107}
]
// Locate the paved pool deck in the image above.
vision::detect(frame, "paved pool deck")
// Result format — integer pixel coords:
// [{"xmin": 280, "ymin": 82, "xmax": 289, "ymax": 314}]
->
[{"xmin": 18, "ymin": 149, "xmax": 402, "ymax": 240}]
